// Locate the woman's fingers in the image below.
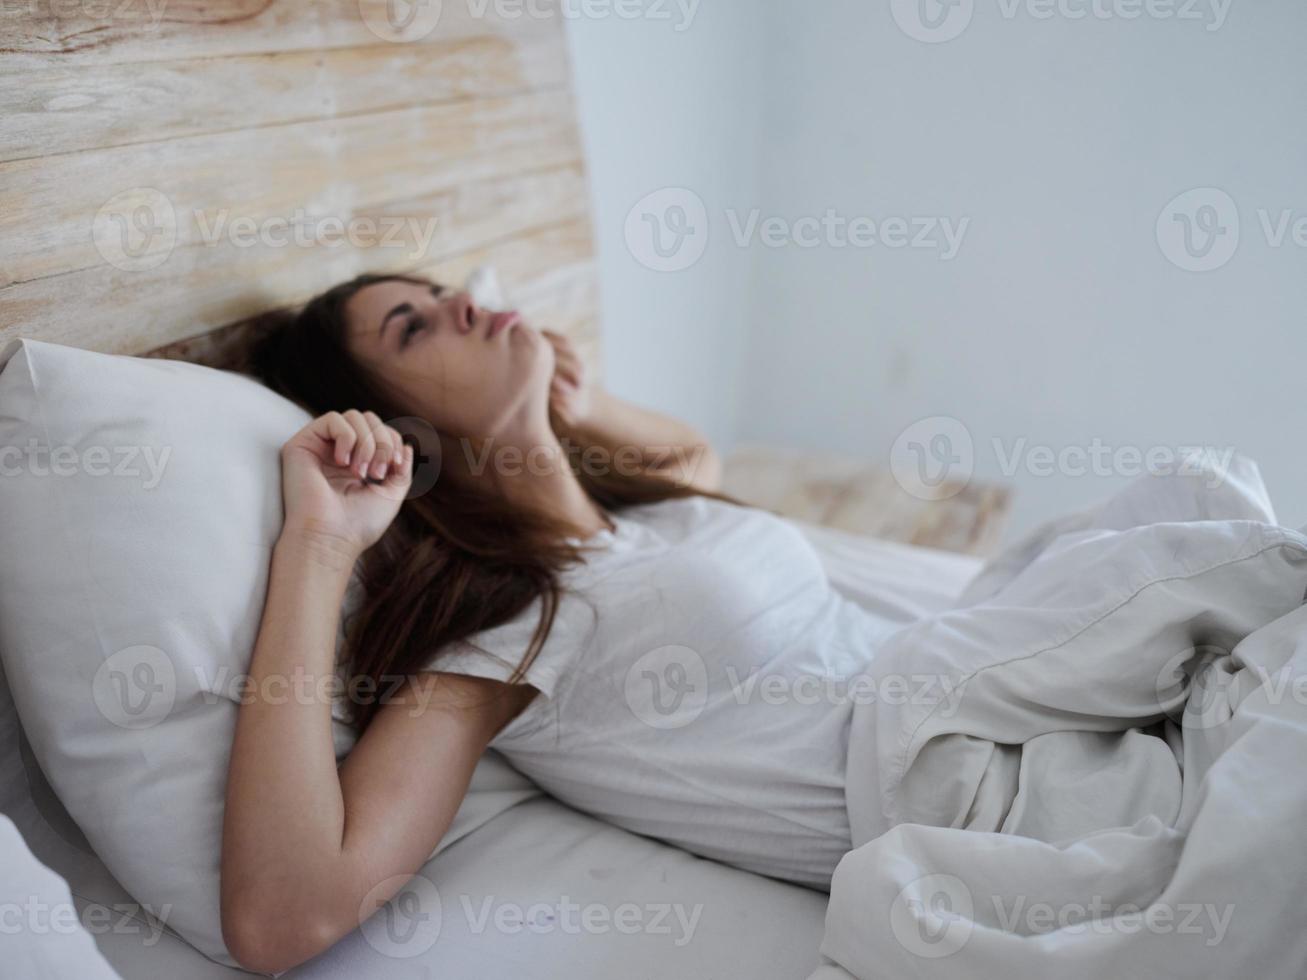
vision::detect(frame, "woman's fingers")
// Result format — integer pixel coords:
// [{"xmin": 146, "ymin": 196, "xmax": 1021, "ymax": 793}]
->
[
  {"xmin": 301, "ymin": 410, "xmax": 411, "ymax": 484},
  {"xmin": 388, "ymin": 443, "xmax": 414, "ymax": 487},
  {"xmin": 341, "ymin": 410, "xmax": 376, "ymax": 479},
  {"xmin": 361, "ymin": 411, "xmax": 397, "ymax": 481},
  {"xmin": 545, "ymin": 332, "xmax": 583, "ymax": 386},
  {"xmin": 367, "ymin": 442, "xmax": 415, "ymax": 503},
  {"xmin": 314, "ymin": 412, "xmax": 357, "ymax": 468}
]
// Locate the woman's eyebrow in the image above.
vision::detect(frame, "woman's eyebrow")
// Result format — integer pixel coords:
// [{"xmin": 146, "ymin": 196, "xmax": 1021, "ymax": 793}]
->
[{"xmin": 378, "ymin": 302, "xmax": 414, "ymax": 340}]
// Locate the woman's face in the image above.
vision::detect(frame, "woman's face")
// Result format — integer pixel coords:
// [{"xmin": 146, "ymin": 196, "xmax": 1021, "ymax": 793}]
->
[{"xmin": 343, "ymin": 280, "xmax": 552, "ymax": 439}]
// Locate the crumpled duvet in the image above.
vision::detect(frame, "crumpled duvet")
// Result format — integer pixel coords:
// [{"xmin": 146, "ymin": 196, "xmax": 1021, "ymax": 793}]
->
[{"xmin": 822, "ymin": 458, "xmax": 1307, "ymax": 980}]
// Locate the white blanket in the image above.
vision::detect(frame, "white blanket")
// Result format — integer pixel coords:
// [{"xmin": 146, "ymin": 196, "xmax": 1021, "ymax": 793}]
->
[{"xmin": 821, "ymin": 458, "xmax": 1307, "ymax": 980}]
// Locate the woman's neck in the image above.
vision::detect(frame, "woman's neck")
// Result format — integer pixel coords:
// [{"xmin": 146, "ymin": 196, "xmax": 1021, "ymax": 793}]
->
[{"xmin": 465, "ymin": 423, "xmax": 611, "ymax": 539}]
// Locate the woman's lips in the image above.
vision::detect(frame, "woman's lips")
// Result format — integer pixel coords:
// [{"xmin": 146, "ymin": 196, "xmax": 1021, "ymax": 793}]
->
[{"xmin": 488, "ymin": 310, "xmax": 521, "ymax": 339}]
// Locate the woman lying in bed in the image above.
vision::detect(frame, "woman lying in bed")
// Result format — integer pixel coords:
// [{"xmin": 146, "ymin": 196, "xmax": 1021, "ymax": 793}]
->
[{"xmin": 221, "ymin": 274, "xmax": 906, "ymax": 972}]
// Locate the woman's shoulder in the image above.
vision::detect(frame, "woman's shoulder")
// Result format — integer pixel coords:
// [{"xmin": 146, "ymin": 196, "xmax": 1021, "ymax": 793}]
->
[{"xmin": 615, "ymin": 493, "xmax": 744, "ymax": 534}]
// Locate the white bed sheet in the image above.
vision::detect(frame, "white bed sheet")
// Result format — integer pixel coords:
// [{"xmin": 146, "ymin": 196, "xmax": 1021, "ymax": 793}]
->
[{"xmin": 1, "ymin": 523, "xmax": 982, "ymax": 979}]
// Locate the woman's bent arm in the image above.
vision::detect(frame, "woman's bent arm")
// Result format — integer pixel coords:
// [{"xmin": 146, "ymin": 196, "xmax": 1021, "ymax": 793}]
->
[
  {"xmin": 542, "ymin": 329, "xmax": 722, "ymax": 493},
  {"xmin": 221, "ymin": 411, "xmax": 530, "ymax": 974},
  {"xmin": 221, "ymin": 529, "xmax": 522, "ymax": 973}
]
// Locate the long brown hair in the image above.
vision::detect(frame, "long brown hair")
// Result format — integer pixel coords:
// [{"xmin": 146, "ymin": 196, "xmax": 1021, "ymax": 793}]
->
[{"xmin": 250, "ymin": 274, "xmax": 713, "ymax": 731}]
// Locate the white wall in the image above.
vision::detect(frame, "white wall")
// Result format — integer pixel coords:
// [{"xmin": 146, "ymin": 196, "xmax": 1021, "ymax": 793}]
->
[
  {"xmin": 571, "ymin": 0, "xmax": 1307, "ymax": 538},
  {"xmin": 565, "ymin": 0, "xmax": 765, "ymax": 451},
  {"xmin": 738, "ymin": 0, "xmax": 1307, "ymax": 537}
]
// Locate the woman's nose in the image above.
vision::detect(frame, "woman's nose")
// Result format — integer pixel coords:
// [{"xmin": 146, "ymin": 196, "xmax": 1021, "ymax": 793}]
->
[{"xmin": 448, "ymin": 291, "xmax": 479, "ymax": 334}]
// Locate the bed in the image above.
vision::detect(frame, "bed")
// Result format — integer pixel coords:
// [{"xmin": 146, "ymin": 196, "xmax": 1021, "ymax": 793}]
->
[
  {"xmin": 0, "ymin": 525, "xmax": 982, "ymax": 978},
  {"xmin": 0, "ymin": 6, "xmax": 992, "ymax": 975}
]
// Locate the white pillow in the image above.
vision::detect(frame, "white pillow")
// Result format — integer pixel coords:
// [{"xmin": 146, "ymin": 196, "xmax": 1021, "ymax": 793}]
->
[
  {"xmin": 0, "ymin": 337, "xmax": 312, "ymax": 968},
  {"xmin": 0, "ymin": 332, "xmax": 538, "ymax": 971}
]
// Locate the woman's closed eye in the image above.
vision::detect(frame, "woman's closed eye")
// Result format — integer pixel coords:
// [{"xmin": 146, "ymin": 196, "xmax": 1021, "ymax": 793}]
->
[{"xmin": 401, "ymin": 314, "xmax": 428, "ymax": 349}]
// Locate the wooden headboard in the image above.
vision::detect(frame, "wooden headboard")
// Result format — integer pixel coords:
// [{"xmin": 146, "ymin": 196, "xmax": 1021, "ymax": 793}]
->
[{"xmin": 0, "ymin": 1, "xmax": 598, "ymax": 368}]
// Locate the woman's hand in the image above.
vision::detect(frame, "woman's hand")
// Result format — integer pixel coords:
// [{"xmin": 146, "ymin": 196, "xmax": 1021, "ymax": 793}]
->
[
  {"xmin": 543, "ymin": 329, "xmax": 594, "ymax": 428},
  {"xmin": 278, "ymin": 410, "xmax": 413, "ymax": 560}
]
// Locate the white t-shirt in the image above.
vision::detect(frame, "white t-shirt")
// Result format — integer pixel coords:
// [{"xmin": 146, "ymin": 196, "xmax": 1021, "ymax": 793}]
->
[{"xmin": 430, "ymin": 497, "xmax": 906, "ymax": 889}]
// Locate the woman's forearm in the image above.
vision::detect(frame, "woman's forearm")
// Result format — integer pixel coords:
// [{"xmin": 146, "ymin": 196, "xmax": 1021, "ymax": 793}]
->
[
  {"xmin": 221, "ymin": 529, "xmax": 357, "ymax": 923},
  {"xmin": 571, "ymin": 389, "xmax": 722, "ymax": 491}
]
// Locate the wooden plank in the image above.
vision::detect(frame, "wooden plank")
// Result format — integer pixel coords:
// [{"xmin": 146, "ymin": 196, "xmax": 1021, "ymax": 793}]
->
[
  {"xmin": 1, "ymin": 0, "xmax": 600, "ymax": 372},
  {"xmin": 722, "ymin": 446, "xmax": 1012, "ymax": 557},
  {"xmin": 1, "ymin": 88, "xmax": 583, "ymax": 287},
  {"xmin": 0, "ymin": 168, "xmax": 594, "ymax": 355},
  {"xmin": 0, "ymin": 0, "xmax": 562, "ymax": 68},
  {"xmin": 0, "ymin": 33, "xmax": 570, "ymax": 162}
]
